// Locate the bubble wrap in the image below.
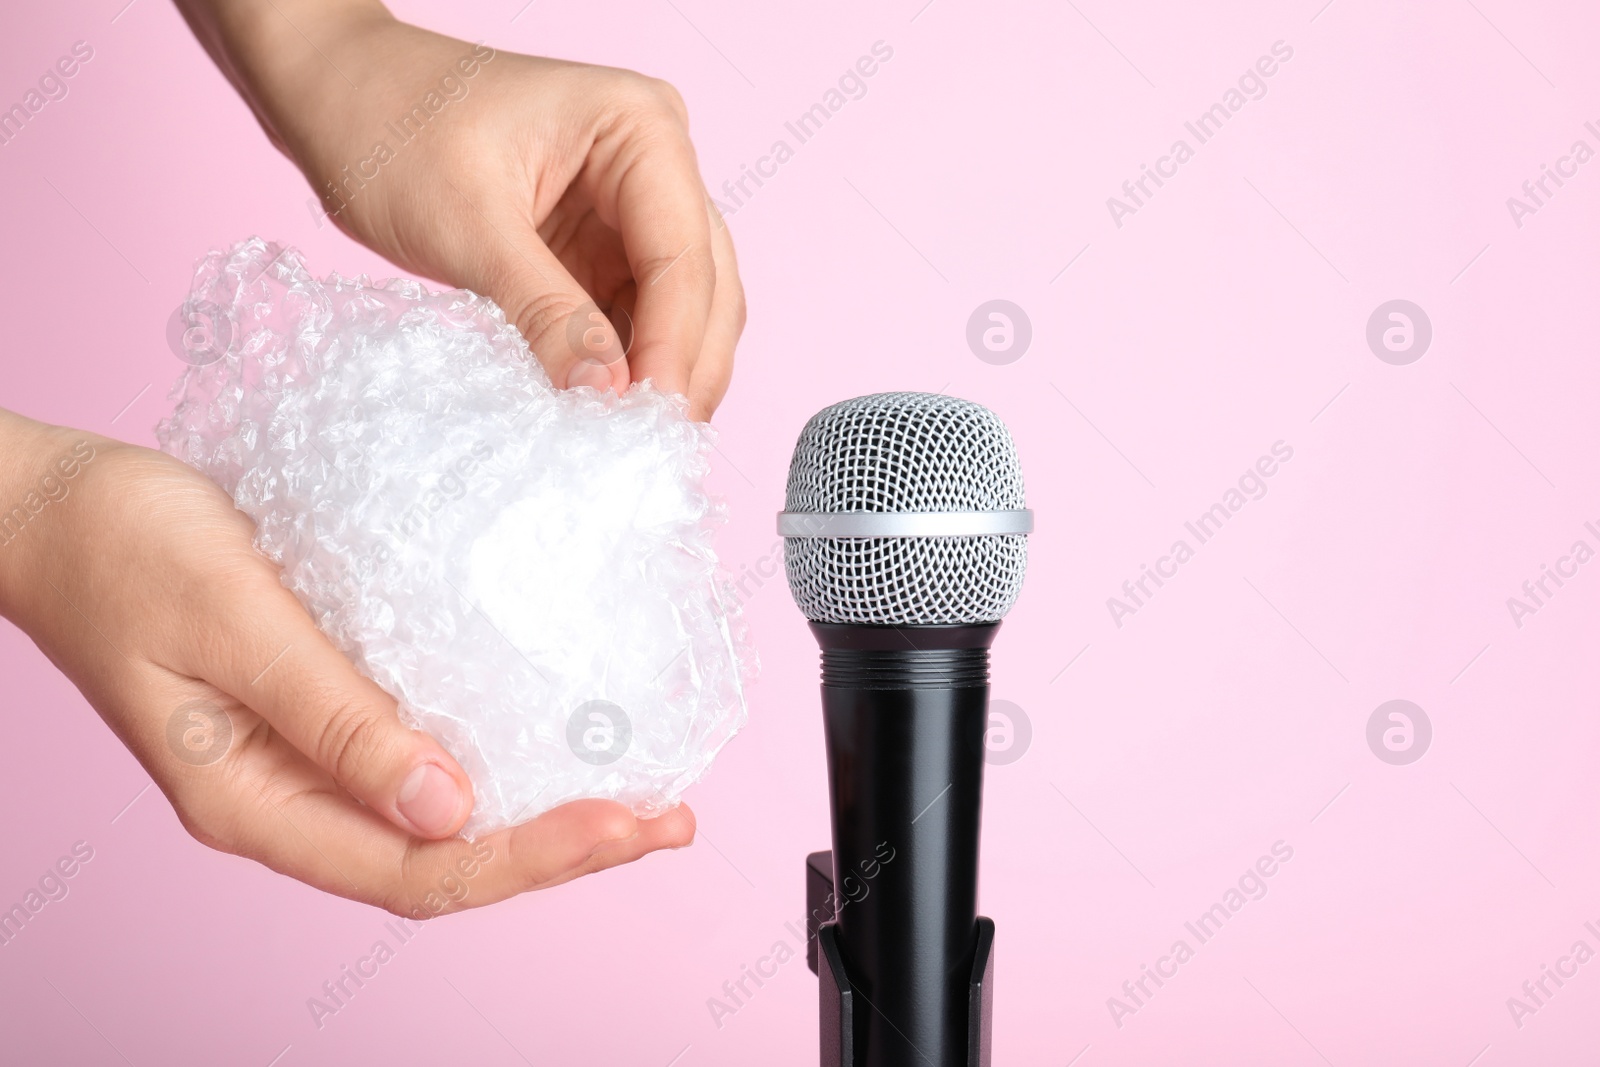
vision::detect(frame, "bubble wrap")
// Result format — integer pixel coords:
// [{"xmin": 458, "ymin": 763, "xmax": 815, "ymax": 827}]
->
[{"xmin": 156, "ymin": 239, "xmax": 750, "ymax": 837}]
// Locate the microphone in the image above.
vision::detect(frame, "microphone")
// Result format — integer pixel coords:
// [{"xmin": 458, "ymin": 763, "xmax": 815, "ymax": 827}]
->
[{"xmin": 779, "ymin": 391, "xmax": 1031, "ymax": 1067}]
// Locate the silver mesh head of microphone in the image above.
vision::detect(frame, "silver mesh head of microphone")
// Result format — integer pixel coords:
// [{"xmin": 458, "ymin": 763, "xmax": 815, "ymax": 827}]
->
[{"xmin": 781, "ymin": 391, "xmax": 1029, "ymax": 625}]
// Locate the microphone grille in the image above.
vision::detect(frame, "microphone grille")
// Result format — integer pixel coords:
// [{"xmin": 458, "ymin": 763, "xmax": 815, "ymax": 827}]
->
[{"xmin": 782, "ymin": 391, "xmax": 1029, "ymax": 625}]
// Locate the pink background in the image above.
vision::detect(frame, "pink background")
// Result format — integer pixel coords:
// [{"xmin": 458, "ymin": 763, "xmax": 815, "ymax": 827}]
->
[{"xmin": 3, "ymin": 0, "xmax": 1598, "ymax": 1063}]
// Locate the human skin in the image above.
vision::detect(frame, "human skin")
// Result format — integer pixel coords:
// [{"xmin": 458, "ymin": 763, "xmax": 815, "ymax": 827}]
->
[
  {"xmin": 0, "ymin": 410, "xmax": 696, "ymax": 916},
  {"xmin": 0, "ymin": 0, "xmax": 747, "ymax": 914},
  {"xmin": 173, "ymin": 0, "xmax": 745, "ymax": 420}
]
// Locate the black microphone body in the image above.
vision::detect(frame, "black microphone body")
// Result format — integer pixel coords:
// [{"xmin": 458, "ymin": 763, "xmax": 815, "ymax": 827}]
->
[
  {"xmin": 779, "ymin": 390, "xmax": 1029, "ymax": 1067},
  {"xmin": 816, "ymin": 621, "xmax": 996, "ymax": 1067}
]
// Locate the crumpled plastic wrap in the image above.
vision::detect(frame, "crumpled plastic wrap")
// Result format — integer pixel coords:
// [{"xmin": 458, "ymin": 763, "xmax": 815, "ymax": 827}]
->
[{"xmin": 156, "ymin": 238, "xmax": 750, "ymax": 837}]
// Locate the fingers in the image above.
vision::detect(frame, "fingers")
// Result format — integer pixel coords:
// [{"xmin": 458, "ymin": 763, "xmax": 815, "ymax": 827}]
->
[
  {"xmin": 494, "ymin": 797, "xmax": 697, "ymax": 898},
  {"xmin": 459, "ymin": 206, "xmax": 631, "ymax": 395},
  {"xmin": 605, "ymin": 122, "xmax": 717, "ymax": 400},
  {"xmin": 685, "ymin": 201, "xmax": 745, "ymax": 420},
  {"xmin": 195, "ymin": 732, "xmax": 694, "ymax": 915},
  {"xmin": 440, "ymin": 83, "xmax": 732, "ymax": 410},
  {"xmin": 201, "ymin": 577, "xmax": 475, "ymax": 840}
]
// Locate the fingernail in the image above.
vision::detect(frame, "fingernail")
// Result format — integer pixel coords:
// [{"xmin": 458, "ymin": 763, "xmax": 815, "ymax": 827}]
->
[
  {"xmin": 396, "ymin": 763, "xmax": 463, "ymax": 837},
  {"xmin": 566, "ymin": 359, "xmax": 615, "ymax": 390}
]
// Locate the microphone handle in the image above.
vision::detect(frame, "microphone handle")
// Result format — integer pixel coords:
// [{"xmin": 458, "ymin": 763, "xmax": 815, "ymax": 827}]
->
[{"xmin": 814, "ymin": 622, "xmax": 998, "ymax": 1067}]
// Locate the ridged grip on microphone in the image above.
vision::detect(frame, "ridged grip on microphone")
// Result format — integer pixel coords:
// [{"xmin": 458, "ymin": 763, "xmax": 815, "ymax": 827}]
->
[{"xmin": 782, "ymin": 391, "xmax": 1029, "ymax": 625}]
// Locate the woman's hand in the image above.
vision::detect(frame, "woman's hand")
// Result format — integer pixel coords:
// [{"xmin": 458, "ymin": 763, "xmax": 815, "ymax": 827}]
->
[
  {"xmin": 0, "ymin": 411, "xmax": 693, "ymax": 916},
  {"xmin": 176, "ymin": 0, "xmax": 745, "ymax": 419}
]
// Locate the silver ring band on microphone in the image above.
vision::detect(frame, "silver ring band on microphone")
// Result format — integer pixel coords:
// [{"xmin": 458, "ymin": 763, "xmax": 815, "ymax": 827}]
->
[{"xmin": 776, "ymin": 509, "xmax": 1034, "ymax": 538}]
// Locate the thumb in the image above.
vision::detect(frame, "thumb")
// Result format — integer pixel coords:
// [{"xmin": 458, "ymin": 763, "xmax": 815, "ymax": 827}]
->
[
  {"xmin": 205, "ymin": 581, "xmax": 477, "ymax": 839},
  {"xmin": 473, "ymin": 220, "xmax": 630, "ymax": 394}
]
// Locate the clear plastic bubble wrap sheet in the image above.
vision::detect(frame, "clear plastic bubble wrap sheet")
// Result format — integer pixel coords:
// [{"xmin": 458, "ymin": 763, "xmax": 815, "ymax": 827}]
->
[{"xmin": 157, "ymin": 239, "xmax": 751, "ymax": 837}]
